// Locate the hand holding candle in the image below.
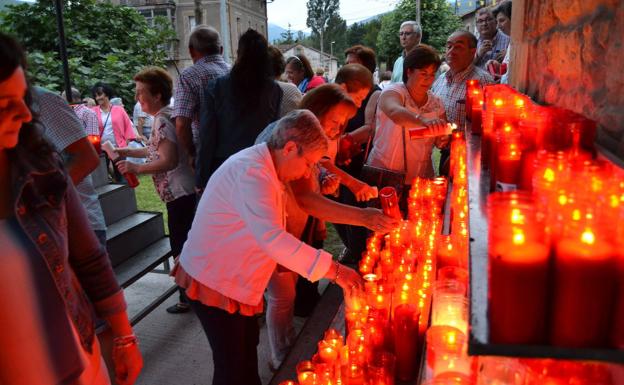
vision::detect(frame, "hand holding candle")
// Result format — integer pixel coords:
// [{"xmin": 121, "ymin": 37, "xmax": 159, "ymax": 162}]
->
[{"xmin": 101, "ymin": 141, "xmax": 140, "ymax": 188}]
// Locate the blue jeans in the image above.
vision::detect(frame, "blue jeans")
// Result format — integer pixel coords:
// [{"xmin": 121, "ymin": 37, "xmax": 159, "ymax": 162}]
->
[
  {"xmin": 189, "ymin": 300, "xmax": 262, "ymax": 385},
  {"xmin": 265, "ymin": 269, "xmax": 298, "ymax": 368}
]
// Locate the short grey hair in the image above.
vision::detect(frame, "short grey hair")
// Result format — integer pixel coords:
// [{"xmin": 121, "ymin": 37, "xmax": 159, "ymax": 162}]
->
[
  {"xmin": 400, "ymin": 21, "xmax": 422, "ymax": 37},
  {"xmin": 476, "ymin": 7, "xmax": 495, "ymax": 19},
  {"xmin": 189, "ymin": 25, "xmax": 222, "ymax": 56},
  {"xmin": 267, "ymin": 110, "xmax": 328, "ymax": 155},
  {"xmin": 61, "ymin": 87, "xmax": 82, "ymax": 103}
]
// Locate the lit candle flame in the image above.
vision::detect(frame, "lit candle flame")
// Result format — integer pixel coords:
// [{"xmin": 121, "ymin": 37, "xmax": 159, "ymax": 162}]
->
[{"xmin": 581, "ymin": 228, "xmax": 595, "ymax": 245}]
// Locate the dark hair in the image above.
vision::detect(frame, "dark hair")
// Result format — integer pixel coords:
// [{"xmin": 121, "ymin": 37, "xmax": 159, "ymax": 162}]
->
[
  {"xmin": 300, "ymin": 83, "xmax": 357, "ymax": 121},
  {"xmin": 452, "ymin": 30, "xmax": 478, "ymax": 49},
  {"xmin": 493, "ymin": 1, "xmax": 512, "ymax": 20},
  {"xmin": 231, "ymin": 29, "xmax": 273, "ymax": 108},
  {"xmin": 91, "ymin": 82, "xmax": 115, "ymax": 99},
  {"xmin": 267, "ymin": 45, "xmax": 286, "ymax": 78},
  {"xmin": 0, "ymin": 33, "xmax": 54, "ymax": 161},
  {"xmin": 286, "ymin": 54, "xmax": 314, "ymax": 80},
  {"xmin": 334, "ymin": 63, "xmax": 373, "ymax": 93},
  {"xmin": 403, "ymin": 44, "xmax": 442, "ymax": 83},
  {"xmin": 133, "ymin": 66, "xmax": 173, "ymax": 104},
  {"xmin": 344, "ymin": 45, "xmax": 377, "ymax": 74}
]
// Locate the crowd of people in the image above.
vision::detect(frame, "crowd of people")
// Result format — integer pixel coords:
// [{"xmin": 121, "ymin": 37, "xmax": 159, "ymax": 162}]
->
[{"xmin": 0, "ymin": 1, "xmax": 512, "ymax": 383}]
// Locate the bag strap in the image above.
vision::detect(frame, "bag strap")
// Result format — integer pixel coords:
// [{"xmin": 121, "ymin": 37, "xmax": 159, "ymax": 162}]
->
[{"xmin": 401, "ymin": 125, "xmax": 407, "ymax": 174}]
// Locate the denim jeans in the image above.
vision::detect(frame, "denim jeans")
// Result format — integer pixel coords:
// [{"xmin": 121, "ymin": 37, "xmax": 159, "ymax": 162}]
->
[
  {"xmin": 189, "ymin": 300, "xmax": 261, "ymax": 385},
  {"xmin": 265, "ymin": 269, "xmax": 298, "ymax": 368}
]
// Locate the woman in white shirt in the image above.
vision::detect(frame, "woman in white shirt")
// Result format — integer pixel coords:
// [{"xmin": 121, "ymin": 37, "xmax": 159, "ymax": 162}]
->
[{"xmin": 366, "ymin": 44, "xmax": 450, "ymax": 190}]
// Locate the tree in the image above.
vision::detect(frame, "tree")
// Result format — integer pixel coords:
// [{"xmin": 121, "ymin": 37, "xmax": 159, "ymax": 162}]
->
[
  {"xmin": 277, "ymin": 23, "xmax": 295, "ymax": 45},
  {"xmin": 310, "ymin": 13, "xmax": 347, "ymax": 64},
  {"xmin": 0, "ymin": 0, "xmax": 175, "ymax": 111},
  {"xmin": 306, "ymin": 0, "xmax": 339, "ymax": 56},
  {"xmin": 376, "ymin": 0, "xmax": 461, "ymax": 68}
]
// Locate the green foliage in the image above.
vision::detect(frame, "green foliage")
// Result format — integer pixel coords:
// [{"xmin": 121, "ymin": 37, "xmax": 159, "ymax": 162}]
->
[
  {"xmin": 376, "ymin": 0, "xmax": 462, "ymax": 67},
  {"xmin": 306, "ymin": 0, "xmax": 339, "ymax": 38},
  {"xmin": 309, "ymin": 13, "xmax": 347, "ymax": 64},
  {"xmin": 277, "ymin": 23, "xmax": 296, "ymax": 45},
  {"xmin": 0, "ymin": 0, "xmax": 175, "ymax": 111},
  {"xmin": 345, "ymin": 19, "xmax": 382, "ymax": 62}
]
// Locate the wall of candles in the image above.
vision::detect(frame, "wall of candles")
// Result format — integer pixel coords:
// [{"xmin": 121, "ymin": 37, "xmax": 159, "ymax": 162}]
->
[
  {"xmin": 465, "ymin": 81, "xmax": 624, "ymax": 350},
  {"xmin": 277, "ymin": 83, "xmax": 623, "ymax": 384}
]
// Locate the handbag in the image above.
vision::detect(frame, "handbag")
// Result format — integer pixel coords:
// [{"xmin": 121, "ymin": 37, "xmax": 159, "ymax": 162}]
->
[{"xmin": 360, "ymin": 126, "xmax": 408, "ymax": 197}]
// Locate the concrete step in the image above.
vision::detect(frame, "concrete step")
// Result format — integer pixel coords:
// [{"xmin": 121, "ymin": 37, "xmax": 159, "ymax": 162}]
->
[
  {"xmin": 114, "ymin": 237, "xmax": 172, "ymax": 288},
  {"xmin": 97, "ymin": 184, "xmax": 137, "ymax": 226},
  {"xmin": 92, "ymin": 154, "xmax": 109, "ymax": 189},
  {"xmin": 106, "ymin": 212, "xmax": 166, "ymax": 267}
]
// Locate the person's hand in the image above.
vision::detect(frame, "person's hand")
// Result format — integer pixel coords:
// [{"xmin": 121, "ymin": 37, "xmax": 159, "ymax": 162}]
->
[
  {"xmin": 360, "ymin": 207, "xmax": 400, "ymax": 233},
  {"xmin": 422, "ymin": 117, "xmax": 450, "ymax": 136},
  {"xmin": 112, "ymin": 337, "xmax": 143, "ymax": 385},
  {"xmin": 321, "ymin": 173, "xmax": 340, "ymax": 195},
  {"xmin": 478, "ymin": 40, "xmax": 492, "ymax": 58},
  {"xmin": 335, "ymin": 264, "xmax": 364, "ymax": 292},
  {"xmin": 116, "ymin": 160, "xmax": 138, "ymax": 175},
  {"xmin": 436, "ymin": 135, "xmax": 451, "ymax": 149},
  {"xmin": 494, "ymin": 49, "xmax": 506, "ymax": 62},
  {"xmin": 350, "ymin": 180, "xmax": 378, "ymax": 202}
]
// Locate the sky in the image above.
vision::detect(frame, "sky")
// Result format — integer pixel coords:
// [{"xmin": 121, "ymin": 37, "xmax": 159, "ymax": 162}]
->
[{"xmin": 267, "ymin": 0, "xmax": 399, "ymax": 32}]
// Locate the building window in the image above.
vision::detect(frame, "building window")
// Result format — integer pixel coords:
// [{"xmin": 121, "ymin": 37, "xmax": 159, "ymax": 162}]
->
[{"xmin": 189, "ymin": 16, "xmax": 196, "ymax": 32}]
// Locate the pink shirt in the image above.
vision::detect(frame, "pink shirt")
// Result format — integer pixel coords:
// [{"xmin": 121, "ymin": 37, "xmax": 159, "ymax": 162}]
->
[{"xmin": 92, "ymin": 105, "xmax": 136, "ymax": 147}]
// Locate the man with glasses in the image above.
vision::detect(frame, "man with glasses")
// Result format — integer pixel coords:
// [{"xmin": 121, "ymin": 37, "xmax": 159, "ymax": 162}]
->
[
  {"xmin": 391, "ymin": 21, "xmax": 422, "ymax": 83},
  {"xmin": 474, "ymin": 7, "xmax": 510, "ymax": 69}
]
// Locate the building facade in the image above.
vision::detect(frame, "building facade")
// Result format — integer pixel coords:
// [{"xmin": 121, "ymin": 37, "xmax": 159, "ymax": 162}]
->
[{"xmin": 111, "ymin": 0, "xmax": 268, "ymax": 80}]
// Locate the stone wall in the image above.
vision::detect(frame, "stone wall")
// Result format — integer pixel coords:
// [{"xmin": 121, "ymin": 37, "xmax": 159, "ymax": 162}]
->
[{"xmin": 519, "ymin": 0, "xmax": 624, "ymax": 159}]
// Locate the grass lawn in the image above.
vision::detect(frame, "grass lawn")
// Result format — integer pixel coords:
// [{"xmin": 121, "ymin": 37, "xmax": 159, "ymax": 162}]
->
[
  {"xmin": 133, "ymin": 174, "xmax": 346, "ymax": 257},
  {"xmin": 134, "ymin": 175, "xmax": 168, "ymax": 233}
]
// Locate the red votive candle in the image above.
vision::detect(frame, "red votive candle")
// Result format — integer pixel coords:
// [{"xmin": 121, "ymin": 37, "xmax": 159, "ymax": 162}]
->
[
  {"xmin": 551, "ymin": 228, "xmax": 617, "ymax": 347},
  {"xmin": 393, "ymin": 303, "xmax": 420, "ymax": 381},
  {"xmin": 380, "ymin": 186, "xmax": 402, "ymax": 220}
]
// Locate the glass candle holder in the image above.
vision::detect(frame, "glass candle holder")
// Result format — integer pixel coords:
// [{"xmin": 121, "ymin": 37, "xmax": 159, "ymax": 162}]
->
[
  {"xmin": 426, "ymin": 325, "xmax": 467, "ymax": 369},
  {"xmin": 477, "ymin": 356, "xmax": 526, "ymax": 385},
  {"xmin": 296, "ymin": 360, "xmax": 318, "ymax": 385},
  {"xmin": 431, "ymin": 295, "xmax": 468, "ymax": 334},
  {"xmin": 367, "ymin": 351, "xmax": 396, "ymax": 385}
]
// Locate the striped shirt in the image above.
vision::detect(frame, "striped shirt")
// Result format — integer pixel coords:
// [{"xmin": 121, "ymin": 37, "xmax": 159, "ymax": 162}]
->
[
  {"xmin": 432, "ymin": 64, "xmax": 494, "ymax": 128},
  {"xmin": 172, "ymin": 54, "xmax": 230, "ymax": 149},
  {"xmin": 475, "ymin": 30, "xmax": 510, "ymax": 69},
  {"xmin": 35, "ymin": 89, "xmax": 107, "ymax": 231}
]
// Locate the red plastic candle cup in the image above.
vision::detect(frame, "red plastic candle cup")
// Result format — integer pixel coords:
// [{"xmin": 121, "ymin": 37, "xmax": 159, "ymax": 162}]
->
[
  {"xmin": 379, "ymin": 186, "xmax": 402, "ymax": 220},
  {"xmin": 393, "ymin": 303, "xmax": 420, "ymax": 381},
  {"xmin": 551, "ymin": 228, "xmax": 617, "ymax": 347},
  {"xmin": 487, "ymin": 192, "xmax": 549, "ymax": 344},
  {"xmin": 87, "ymin": 134, "xmax": 102, "ymax": 154}
]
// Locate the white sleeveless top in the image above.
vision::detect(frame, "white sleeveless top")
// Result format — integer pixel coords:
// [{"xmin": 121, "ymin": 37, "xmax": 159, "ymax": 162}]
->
[{"xmin": 367, "ymin": 83, "xmax": 445, "ymax": 183}]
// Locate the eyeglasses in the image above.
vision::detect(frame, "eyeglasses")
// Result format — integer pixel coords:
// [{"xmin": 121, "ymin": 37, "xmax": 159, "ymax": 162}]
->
[
  {"xmin": 476, "ymin": 17, "xmax": 495, "ymax": 25},
  {"xmin": 399, "ymin": 31, "xmax": 416, "ymax": 37}
]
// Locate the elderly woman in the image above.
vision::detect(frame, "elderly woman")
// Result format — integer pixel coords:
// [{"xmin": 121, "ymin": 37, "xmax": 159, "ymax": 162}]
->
[
  {"xmin": 284, "ymin": 54, "xmax": 325, "ymax": 93},
  {"xmin": 0, "ymin": 33, "xmax": 142, "ymax": 385},
  {"xmin": 366, "ymin": 45, "xmax": 449, "ymax": 193},
  {"xmin": 174, "ymin": 110, "xmax": 365, "ymax": 385},
  {"xmin": 256, "ymin": 85, "xmax": 395, "ymax": 370},
  {"xmin": 115, "ymin": 67, "xmax": 197, "ymax": 314}
]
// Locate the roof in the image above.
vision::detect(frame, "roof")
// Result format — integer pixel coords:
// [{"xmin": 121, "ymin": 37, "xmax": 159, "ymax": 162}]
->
[{"xmin": 278, "ymin": 43, "xmax": 338, "ymax": 60}]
